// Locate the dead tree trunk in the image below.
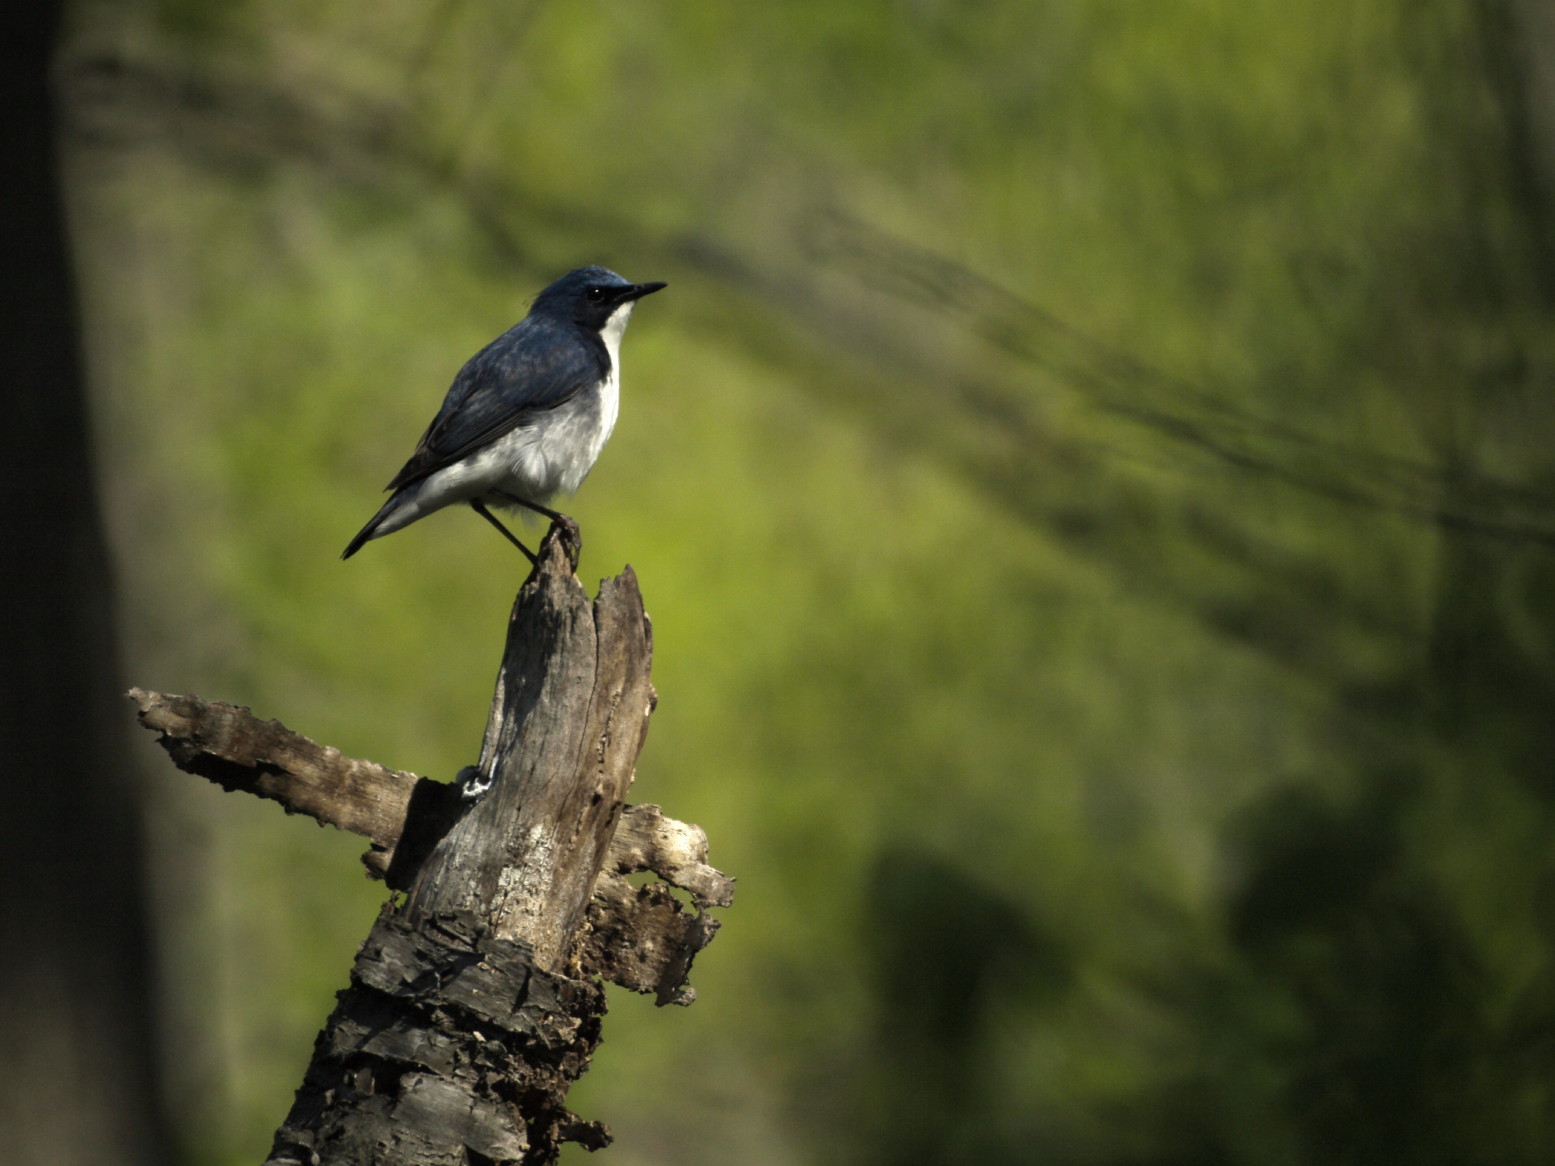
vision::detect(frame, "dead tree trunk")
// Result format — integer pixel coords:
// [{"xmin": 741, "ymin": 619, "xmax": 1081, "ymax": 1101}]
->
[{"xmin": 131, "ymin": 529, "xmax": 732, "ymax": 1165}]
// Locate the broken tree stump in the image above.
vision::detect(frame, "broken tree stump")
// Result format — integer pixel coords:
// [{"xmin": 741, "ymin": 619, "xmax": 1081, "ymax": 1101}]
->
[{"xmin": 130, "ymin": 528, "xmax": 733, "ymax": 1164}]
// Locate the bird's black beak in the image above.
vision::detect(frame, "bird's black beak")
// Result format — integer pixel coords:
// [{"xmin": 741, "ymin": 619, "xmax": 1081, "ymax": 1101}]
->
[{"xmin": 622, "ymin": 281, "xmax": 667, "ymax": 302}]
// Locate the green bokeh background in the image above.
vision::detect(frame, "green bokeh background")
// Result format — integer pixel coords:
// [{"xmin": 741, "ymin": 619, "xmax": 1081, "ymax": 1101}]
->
[{"xmin": 62, "ymin": 1, "xmax": 1555, "ymax": 1162}]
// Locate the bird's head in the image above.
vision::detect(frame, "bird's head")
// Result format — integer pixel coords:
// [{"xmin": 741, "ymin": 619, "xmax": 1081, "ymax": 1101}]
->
[{"xmin": 531, "ymin": 266, "xmax": 667, "ymax": 331}]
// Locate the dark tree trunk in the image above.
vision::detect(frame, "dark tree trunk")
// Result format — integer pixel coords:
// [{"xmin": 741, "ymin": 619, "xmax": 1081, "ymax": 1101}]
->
[{"xmin": 0, "ymin": 4, "xmax": 173, "ymax": 1163}]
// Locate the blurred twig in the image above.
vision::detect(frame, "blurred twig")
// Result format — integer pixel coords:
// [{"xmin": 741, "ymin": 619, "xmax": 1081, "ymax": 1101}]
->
[{"xmin": 805, "ymin": 208, "xmax": 1555, "ymax": 550}]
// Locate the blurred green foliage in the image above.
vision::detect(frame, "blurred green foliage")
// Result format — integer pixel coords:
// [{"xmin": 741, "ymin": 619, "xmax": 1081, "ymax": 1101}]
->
[{"xmin": 62, "ymin": 0, "xmax": 1555, "ymax": 1162}]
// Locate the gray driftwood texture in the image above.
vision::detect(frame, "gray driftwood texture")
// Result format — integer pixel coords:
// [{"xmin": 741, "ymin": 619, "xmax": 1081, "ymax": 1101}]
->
[{"xmin": 131, "ymin": 530, "xmax": 732, "ymax": 1164}]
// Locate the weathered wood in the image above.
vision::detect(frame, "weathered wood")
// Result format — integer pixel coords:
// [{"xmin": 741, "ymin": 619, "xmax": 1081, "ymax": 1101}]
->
[
  {"xmin": 133, "ymin": 526, "xmax": 731, "ymax": 1163},
  {"xmin": 127, "ymin": 687, "xmax": 427, "ymax": 875},
  {"xmin": 128, "ymin": 697, "xmax": 732, "ymax": 996},
  {"xmin": 402, "ymin": 539, "xmax": 656, "ymax": 970},
  {"xmin": 127, "ymin": 694, "xmax": 734, "ymax": 910},
  {"xmin": 601, "ymin": 802, "xmax": 733, "ymax": 910},
  {"xmin": 582, "ymin": 878, "xmax": 721, "ymax": 1006}
]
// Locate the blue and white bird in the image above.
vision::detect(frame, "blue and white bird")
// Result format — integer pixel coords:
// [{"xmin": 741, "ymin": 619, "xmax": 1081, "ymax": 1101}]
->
[{"xmin": 342, "ymin": 267, "xmax": 666, "ymax": 561}]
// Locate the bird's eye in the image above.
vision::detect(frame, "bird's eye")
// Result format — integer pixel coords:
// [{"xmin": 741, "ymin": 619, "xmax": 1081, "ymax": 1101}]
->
[{"xmin": 586, "ymin": 286, "xmax": 608, "ymax": 303}]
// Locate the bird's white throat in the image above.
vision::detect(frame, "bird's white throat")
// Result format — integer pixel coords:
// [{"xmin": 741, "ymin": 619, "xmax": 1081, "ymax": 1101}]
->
[
  {"xmin": 600, "ymin": 300, "xmax": 634, "ymax": 368},
  {"xmin": 597, "ymin": 300, "xmax": 633, "ymax": 439}
]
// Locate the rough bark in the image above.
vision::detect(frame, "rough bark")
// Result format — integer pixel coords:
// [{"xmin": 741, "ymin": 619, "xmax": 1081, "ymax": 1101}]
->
[
  {"xmin": 263, "ymin": 908, "xmax": 612, "ymax": 1166},
  {"xmin": 132, "ymin": 529, "xmax": 731, "ymax": 1164}
]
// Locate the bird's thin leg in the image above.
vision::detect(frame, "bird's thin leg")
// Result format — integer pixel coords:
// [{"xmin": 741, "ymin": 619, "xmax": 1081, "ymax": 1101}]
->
[
  {"xmin": 493, "ymin": 491, "xmax": 570, "ymax": 526},
  {"xmin": 493, "ymin": 490, "xmax": 582, "ymax": 554},
  {"xmin": 470, "ymin": 499, "xmax": 537, "ymax": 563}
]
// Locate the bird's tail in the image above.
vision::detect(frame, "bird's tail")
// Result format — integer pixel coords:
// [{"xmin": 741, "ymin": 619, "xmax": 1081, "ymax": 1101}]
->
[
  {"xmin": 341, "ymin": 495, "xmax": 399, "ymax": 560},
  {"xmin": 341, "ymin": 520, "xmax": 378, "ymax": 560}
]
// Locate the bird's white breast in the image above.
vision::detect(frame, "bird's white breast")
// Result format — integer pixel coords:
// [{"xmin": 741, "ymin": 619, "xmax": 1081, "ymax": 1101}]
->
[{"xmin": 371, "ymin": 302, "xmax": 634, "ymax": 536}]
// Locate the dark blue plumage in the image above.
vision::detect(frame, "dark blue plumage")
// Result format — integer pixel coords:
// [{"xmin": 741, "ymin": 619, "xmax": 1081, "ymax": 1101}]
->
[
  {"xmin": 343, "ymin": 267, "xmax": 665, "ymax": 560},
  {"xmin": 384, "ymin": 314, "xmax": 610, "ymax": 494}
]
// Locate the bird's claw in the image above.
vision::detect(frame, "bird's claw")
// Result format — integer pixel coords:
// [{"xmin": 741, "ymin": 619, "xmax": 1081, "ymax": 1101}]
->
[
  {"xmin": 554, "ymin": 515, "xmax": 582, "ymax": 567},
  {"xmin": 536, "ymin": 515, "xmax": 582, "ymax": 572}
]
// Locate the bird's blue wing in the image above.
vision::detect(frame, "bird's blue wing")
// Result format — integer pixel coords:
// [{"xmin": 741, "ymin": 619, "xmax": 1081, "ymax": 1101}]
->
[{"xmin": 384, "ymin": 316, "xmax": 608, "ymax": 492}]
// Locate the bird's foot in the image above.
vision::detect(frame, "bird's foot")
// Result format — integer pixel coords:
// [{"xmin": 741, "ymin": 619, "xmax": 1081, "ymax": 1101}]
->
[{"xmin": 546, "ymin": 514, "xmax": 582, "ymax": 571}]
